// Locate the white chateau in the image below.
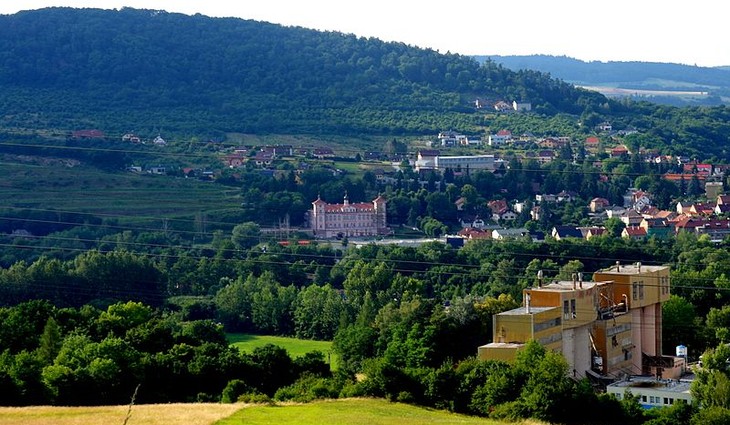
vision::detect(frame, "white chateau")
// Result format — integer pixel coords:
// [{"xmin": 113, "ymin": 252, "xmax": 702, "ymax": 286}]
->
[{"xmin": 310, "ymin": 194, "xmax": 388, "ymax": 238}]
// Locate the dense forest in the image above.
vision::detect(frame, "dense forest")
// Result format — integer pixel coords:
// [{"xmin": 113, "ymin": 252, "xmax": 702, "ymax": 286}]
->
[
  {"xmin": 0, "ymin": 7, "xmax": 604, "ymax": 137},
  {"xmin": 0, "ymin": 9, "xmax": 729, "ymax": 160},
  {"xmin": 481, "ymin": 55, "xmax": 730, "ymax": 87}
]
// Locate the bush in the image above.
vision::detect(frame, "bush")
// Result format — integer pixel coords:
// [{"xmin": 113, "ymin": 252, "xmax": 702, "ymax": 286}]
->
[
  {"xmin": 238, "ymin": 392, "xmax": 274, "ymax": 405},
  {"xmin": 274, "ymin": 374, "xmax": 341, "ymax": 402},
  {"xmin": 221, "ymin": 379, "xmax": 251, "ymax": 403}
]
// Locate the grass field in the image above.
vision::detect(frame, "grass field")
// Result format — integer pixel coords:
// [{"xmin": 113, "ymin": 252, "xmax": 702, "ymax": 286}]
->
[
  {"xmin": 0, "ymin": 159, "xmax": 240, "ymax": 218},
  {"xmin": 0, "ymin": 403, "xmax": 242, "ymax": 425},
  {"xmin": 227, "ymin": 333, "xmax": 338, "ymax": 369},
  {"xmin": 215, "ymin": 398, "xmax": 537, "ymax": 425},
  {"xmin": 0, "ymin": 399, "xmax": 546, "ymax": 425}
]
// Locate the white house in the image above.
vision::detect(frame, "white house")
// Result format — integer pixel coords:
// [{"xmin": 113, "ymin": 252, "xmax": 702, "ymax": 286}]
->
[
  {"xmin": 492, "ymin": 228, "xmax": 529, "ymax": 240},
  {"xmin": 488, "ymin": 130, "xmax": 513, "ymax": 146},
  {"xmin": 512, "ymin": 101, "xmax": 532, "ymax": 112}
]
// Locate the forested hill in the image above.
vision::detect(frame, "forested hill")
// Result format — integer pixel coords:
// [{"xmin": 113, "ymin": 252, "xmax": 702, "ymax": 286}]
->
[
  {"xmin": 0, "ymin": 7, "xmax": 605, "ymax": 136},
  {"xmin": 478, "ymin": 55, "xmax": 730, "ymax": 104}
]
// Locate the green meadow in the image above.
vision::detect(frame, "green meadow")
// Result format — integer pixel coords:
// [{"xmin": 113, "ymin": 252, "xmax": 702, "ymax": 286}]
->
[
  {"xmin": 215, "ymin": 398, "xmax": 534, "ymax": 425},
  {"xmin": 227, "ymin": 333, "xmax": 338, "ymax": 369}
]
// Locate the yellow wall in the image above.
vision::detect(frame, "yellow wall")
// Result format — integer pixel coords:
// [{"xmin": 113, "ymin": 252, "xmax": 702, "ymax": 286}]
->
[
  {"xmin": 593, "ymin": 266, "xmax": 670, "ymax": 309},
  {"xmin": 593, "ymin": 313, "xmax": 634, "ymax": 375},
  {"xmin": 493, "ymin": 308, "xmax": 562, "ymax": 353},
  {"xmin": 477, "ymin": 344, "xmax": 523, "ymax": 362}
]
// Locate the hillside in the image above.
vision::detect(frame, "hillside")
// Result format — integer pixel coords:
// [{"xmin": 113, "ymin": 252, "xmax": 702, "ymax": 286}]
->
[
  {"xmin": 0, "ymin": 8, "xmax": 605, "ymax": 138},
  {"xmin": 478, "ymin": 55, "xmax": 730, "ymax": 106}
]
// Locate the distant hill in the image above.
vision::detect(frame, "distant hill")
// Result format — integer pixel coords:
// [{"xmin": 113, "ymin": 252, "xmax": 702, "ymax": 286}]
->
[
  {"xmin": 476, "ymin": 55, "xmax": 730, "ymax": 106},
  {"xmin": 0, "ymin": 8, "xmax": 606, "ymax": 138}
]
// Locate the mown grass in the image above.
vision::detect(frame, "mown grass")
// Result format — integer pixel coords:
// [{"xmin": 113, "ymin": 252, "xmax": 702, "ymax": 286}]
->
[
  {"xmin": 0, "ymin": 403, "xmax": 243, "ymax": 425},
  {"xmin": 227, "ymin": 333, "xmax": 338, "ymax": 369},
  {"xmin": 215, "ymin": 398, "xmax": 539, "ymax": 425}
]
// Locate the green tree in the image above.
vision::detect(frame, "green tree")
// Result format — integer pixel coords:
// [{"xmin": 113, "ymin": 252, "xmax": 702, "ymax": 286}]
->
[
  {"xmin": 231, "ymin": 222, "xmax": 261, "ymax": 250},
  {"xmin": 293, "ymin": 284, "xmax": 345, "ymax": 340}
]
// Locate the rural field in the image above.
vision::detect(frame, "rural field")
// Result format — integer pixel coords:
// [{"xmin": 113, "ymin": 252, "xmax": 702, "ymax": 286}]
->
[
  {"xmin": 0, "ymin": 399, "xmax": 542, "ymax": 425},
  {"xmin": 0, "ymin": 403, "xmax": 243, "ymax": 425},
  {"xmin": 227, "ymin": 333, "xmax": 338, "ymax": 369}
]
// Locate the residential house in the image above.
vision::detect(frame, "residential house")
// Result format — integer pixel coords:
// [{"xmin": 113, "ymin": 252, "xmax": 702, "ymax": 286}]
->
[
  {"xmin": 683, "ymin": 162, "xmax": 712, "ymax": 176},
  {"xmin": 223, "ymin": 154, "xmax": 245, "ymax": 167},
  {"xmin": 121, "ymin": 133, "xmax": 141, "ymax": 143},
  {"xmin": 493, "ymin": 101, "xmax": 512, "ymax": 112},
  {"xmin": 535, "ymin": 194, "xmax": 557, "ymax": 203},
  {"xmin": 663, "ymin": 173, "xmax": 707, "ymax": 188},
  {"xmin": 492, "ymin": 228, "xmax": 530, "ymax": 240},
  {"xmin": 585, "ymin": 227, "xmax": 607, "ymax": 240},
  {"xmin": 624, "ymin": 189, "xmax": 651, "ymax": 211},
  {"xmin": 253, "ymin": 151, "xmax": 275, "ymax": 167},
  {"xmin": 454, "ymin": 197, "xmax": 467, "ymax": 211},
  {"xmin": 488, "ymin": 199, "xmax": 509, "ymax": 221},
  {"xmin": 488, "ymin": 130, "xmax": 513, "ymax": 146},
  {"xmin": 622, "ymin": 226, "xmax": 647, "ymax": 240},
  {"xmin": 596, "ymin": 121, "xmax": 613, "ymax": 132},
  {"xmin": 538, "ymin": 137, "xmax": 566, "ymax": 149},
  {"xmin": 457, "ymin": 227, "xmax": 491, "ymax": 241},
  {"xmin": 639, "ymin": 218, "xmax": 673, "ymax": 239},
  {"xmin": 153, "ymin": 135, "xmax": 166, "ymax": 146},
  {"xmin": 557, "ymin": 191, "xmax": 578, "ymax": 203},
  {"xmin": 672, "ymin": 216, "xmax": 705, "ymax": 234},
  {"xmin": 610, "ymin": 145, "xmax": 629, "ymax": 158},
  {"xmin": 589, "ymin": 197, "xmax": 610, "ymax": 213},
  {"xmin": 512, "ymin": 101, "xmax": 532, "ymax": 112},
  {"xmin": 459, "ymin": 215, "xmax": 487, "ymax": 229},
  {"xmin": 605, "ymin": 205, "xmax": 627, "ymax": 219},
  {"xmin": 695, "ymin": 219, "xmax": 730, "ymax": 242},
  {"xmin": 537, "ymin": 150, "xmax": 556, "ymax": 163},
  {"xmin": 552, "ymin": 226, "xmax": 583, "ymax": 240},
  {"xmin": 714, "ymin": 164, "xmax": 730, "ymax": 177},
  {"xmin": 585, "ymin": 136, "xmax": 600, "ymax": 150},
  {"xmin": 620, "ymin": 210, "xmax": 644, "ymax": 227},
  {"xmin": 716, "ymin": 194, "xmax": 730, "ymax": 215},
  {"xmin": 530, "ymin": 205, "xmax": 542, "ymax": 221},
  {"xmin": 437, "ymin": 131, "xmax": 468, "ymax": 147}
]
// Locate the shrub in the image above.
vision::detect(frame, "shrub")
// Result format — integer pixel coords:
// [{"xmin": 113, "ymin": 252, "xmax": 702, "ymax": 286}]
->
[{"xmin": 221, "ymin": 379, "xmax": 251, "ymax": 403}]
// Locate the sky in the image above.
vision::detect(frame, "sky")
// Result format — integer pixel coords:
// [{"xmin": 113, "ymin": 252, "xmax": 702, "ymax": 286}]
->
[{"xmin": 2, "ymin": 1, "xmax": 728, "ymax": 67}]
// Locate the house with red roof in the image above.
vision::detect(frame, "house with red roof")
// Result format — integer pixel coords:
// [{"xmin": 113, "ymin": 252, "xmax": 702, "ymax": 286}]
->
[
  {"xmin": 585, "ymin": 136, "xmax": 600, "ymax": 149},
  {"xmin": 622, "ymin": 226, "xmax": 647, "ymax": 240},
  {"xmin": 610, "ymin": 145, "xmax": 629, "ymax": 158}
]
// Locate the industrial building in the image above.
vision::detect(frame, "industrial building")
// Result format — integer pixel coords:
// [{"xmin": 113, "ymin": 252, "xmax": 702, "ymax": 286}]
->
[{"xmin": 478, "ymin": 263, "xmax": 683, "ymax": 381}]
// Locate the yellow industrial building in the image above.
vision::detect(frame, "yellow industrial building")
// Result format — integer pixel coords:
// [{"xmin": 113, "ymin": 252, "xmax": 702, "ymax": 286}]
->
[{"xmin": 478, "ymin": 262, "xmax": 683, "ymax": 379}]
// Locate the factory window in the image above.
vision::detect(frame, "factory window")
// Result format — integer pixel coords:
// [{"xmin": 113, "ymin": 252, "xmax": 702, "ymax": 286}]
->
[{"xmin": 570, "ymin": 299, "xmax": 576, "ymax": 318}]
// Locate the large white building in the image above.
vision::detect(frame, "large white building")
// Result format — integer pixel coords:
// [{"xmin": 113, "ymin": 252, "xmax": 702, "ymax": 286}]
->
[
  {"xmin": 433, "ymin": 155, "xmax": 495, "ymax": 172},
  {"xmin": 310, "ymin": 194, "xmax": 388, "ymax": 238}
]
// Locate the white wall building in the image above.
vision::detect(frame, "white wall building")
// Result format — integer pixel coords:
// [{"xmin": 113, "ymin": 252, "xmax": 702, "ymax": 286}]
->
[{"xmin": 434, "ymin": 155, "xmax": 495, "ymax": 172}]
